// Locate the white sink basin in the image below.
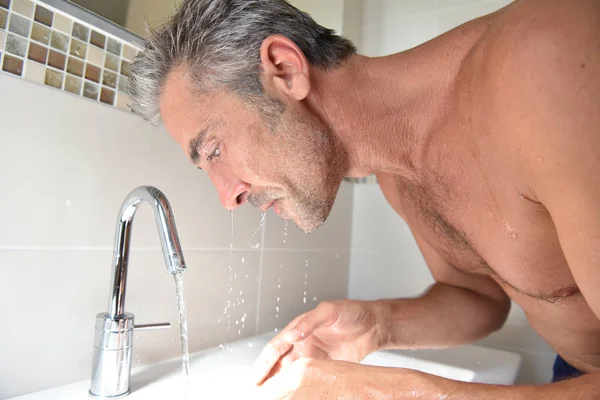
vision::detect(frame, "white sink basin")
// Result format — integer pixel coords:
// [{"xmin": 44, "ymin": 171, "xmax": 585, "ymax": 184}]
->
[{"xmin": 9, "ymin": 333, "xmax": 520, "ymax": 399}]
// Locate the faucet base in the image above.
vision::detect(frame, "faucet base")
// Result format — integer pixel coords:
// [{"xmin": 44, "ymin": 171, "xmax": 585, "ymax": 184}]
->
[{"xmin": 89, "ymin": 389, "xmax": 131, "ymax": 399}]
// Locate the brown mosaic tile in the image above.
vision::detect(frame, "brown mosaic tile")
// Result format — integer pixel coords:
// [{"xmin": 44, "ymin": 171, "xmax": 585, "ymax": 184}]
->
[
  {"xmin": 47, "ymin": 49, "xmax": 65, "ymax": 70},
  {"xmin": 27, "ymin": 41, "xmax": 47, "ymax": 64},
  {"xmin": 66, "ymin": 56, "xmax": 83, "ymax": 76},
  {"xmin": 104, "ymin": 52, "xmax": 118, "ymax": 72},
  {"xmin": 12, "ymin": 0, "xmax": 33, "ymax": 18},
  {"xmin": 85, "ymin": 63, "xmax": 100, "ymax": 83},
  {"xmin": 83, "ymin": 80, "xmax": 98, "ymax": 100},
  {"xmin": 30, "ymin": 22, "xmax": 50, "ymax": 44},
  {"xmin": 69, "ymin": 38, "xmax": 86, "ymax": 59},
  {"xmin": 106, "ymin": 37, "xmax": 120, "ymax": 55},
  {"xmin": 8, "ymin": 13, "xmax": 30, "ymax": 37},
  {"xmin": 100, "ymin": 87, "xmax": 114, "ymax": 105},
  {"xmin": 44, "ymin": 68, "xmax": 63, "ymax": 89},
  {"xmin": 71, "ymin": 21, "xmax": 88, "ymax": 42},
  {"xmin": 2, "ymin": 53, "xmax": 23, "ymax": 75},
  {"xmin": 0, "ymin": 0, "xmax": 9, "ymax": 10},
  {"xmin": 90, "ymin": 30, "xmax": 105, "ymax": 49},
  {"xmin": 120, "ymin": 59, "xmax": 130, "ymax": 77},
  {"xmin": 0, "ymin": 30, "xmax": 4, "ymax": 51},
  {"xmin": 34, "ymin": 5, "xmax": 53, "ymax": 27},
  {"xmin": 64, "ymin": 73, "xmax": 81, "ymax": 94},
  {"xmin": 6, "ymin": 32, "xmax": 26, "ymax": 56},
  {"xmin": 102, "ymin": 69, "xmax": 117, "ymax": 88},
  {"xmin": 49, "ymin": 30, "xmax": 68, "ymax": 52},
  {"xmin": 0, "ymin": 8, "xmax": 7, "ymax": 30}
]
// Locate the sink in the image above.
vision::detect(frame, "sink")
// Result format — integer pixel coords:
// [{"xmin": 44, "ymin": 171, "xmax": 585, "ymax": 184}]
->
[{"xmin": 9, "ymin": 333, "xmax": 520, "ymax": 399}]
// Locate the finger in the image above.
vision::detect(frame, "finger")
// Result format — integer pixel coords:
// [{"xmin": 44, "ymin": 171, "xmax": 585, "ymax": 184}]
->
[
  {"xmin": 253, "ymin": 315, "xmax": 307, "ymax": 384},
  {"xmin": 284, "ymin": 302, "xmax": 337, "ymax": 343},
  {"xmin": 254, "ymin": 359, "xmax": 307, "ymax": 400}
]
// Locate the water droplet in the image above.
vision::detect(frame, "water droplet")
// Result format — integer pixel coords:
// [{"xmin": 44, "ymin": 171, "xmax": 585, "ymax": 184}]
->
[
  {"xmin": 239, "ymin": 290, "xmax": 243, "ymax": 295},
  {"xmin": 276, "ymin": 297, "xmax": 280, "ymax": 302},
  {"xmin": 219, "ymin": 344, "xmax": 224, "ymax": 351},
  {"xmin": 248, "ymin": 343, "xmax": 254, "ymax": 348},
  {"xmin": 274, "ymin": 328, "xmax": 279, "ymax": 332},
  {"xmin": 313, "ymin": 296, "xmax": 317, "ymax": 302},
  {"xmin": 276, "ymin": 306, "xmax": 280, "ymax": 312},
  {"xmin": 303, "ymin": 297, "xmax": 306, "ymax": 304},
  {"xmin": 249, "ymin": 212, "xmax": 266, "ymax": 248}
]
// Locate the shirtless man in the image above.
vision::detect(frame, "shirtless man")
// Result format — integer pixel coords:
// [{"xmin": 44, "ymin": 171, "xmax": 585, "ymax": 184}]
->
[{"xmin": 128, "ymin": 0, "xmax": 600, "ymax": 397}]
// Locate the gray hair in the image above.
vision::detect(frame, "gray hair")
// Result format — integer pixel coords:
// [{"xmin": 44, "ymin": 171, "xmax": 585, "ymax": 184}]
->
[{"xmin": 128, "ymin": 0, "xmax": 356, "ymax": 124}]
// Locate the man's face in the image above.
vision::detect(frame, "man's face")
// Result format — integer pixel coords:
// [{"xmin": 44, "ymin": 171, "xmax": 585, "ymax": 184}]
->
[{"xmin": 159, "ymin": 68, "xmax": 344, "ymax": 233}]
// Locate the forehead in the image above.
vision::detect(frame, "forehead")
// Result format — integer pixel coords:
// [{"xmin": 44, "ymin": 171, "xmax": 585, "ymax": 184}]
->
[{"xmin": 159, "ymin": 67, "xmax": 211, "ymax": 147}]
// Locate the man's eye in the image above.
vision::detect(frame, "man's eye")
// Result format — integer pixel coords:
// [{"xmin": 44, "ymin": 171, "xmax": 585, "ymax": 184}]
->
[{"xmin": 207, "ymin": 147, "xmax": 221, "ymax": 162}]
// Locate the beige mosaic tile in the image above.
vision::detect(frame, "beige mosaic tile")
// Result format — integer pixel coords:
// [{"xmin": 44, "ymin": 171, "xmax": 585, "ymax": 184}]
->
[
  {"xmin": 24, "ymin": 58, "xmax": 44, "ymax": 83},
  {"xmin": 115, "ymin": 91, "xmax": 130, "ymax": 111},
  {"xmin": 1, "ymin": 0, "xmax": 142, "ymax": 114},
  {"xmin": 12, "ymin": 0, "xmax": 33, "ymax": 18},
  {"xmin": 52, "ymin": 12, "xmax": 70, "ymax": 34},
  {"xmin": 122, "ymin": 44, "xmax": 137, "ymax": 61},
  {"xmin": 86, "ymin": 43, "xmax": 102, "ymax": 66}
]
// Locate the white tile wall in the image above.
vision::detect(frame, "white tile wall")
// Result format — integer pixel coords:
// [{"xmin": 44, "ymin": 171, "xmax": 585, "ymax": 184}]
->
[
  {"xmin": 353, "ymin": 0, "xmax": 557, "ymax": 384},
  {"xmin": 0, "ymin": 68, "xmax": 353, "ymax": 398}
]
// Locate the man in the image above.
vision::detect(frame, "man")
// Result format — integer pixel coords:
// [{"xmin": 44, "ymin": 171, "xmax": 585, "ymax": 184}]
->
[{"xmin": 129, "ymin": 0, "xmax": 600, "ymax": 398}]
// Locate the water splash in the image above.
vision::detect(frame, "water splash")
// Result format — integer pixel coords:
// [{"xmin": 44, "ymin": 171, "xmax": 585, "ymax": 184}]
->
[
  {"xmin": 174, "ymin": 273, "xmax": 189, "ymax": 389},
  {"xmin": 249, "ymin": 212, "xmax": 266, "ymax": 249},
  {"xmin": 303, "ymin": 259, "xmax": 308, "ymax": 304}
]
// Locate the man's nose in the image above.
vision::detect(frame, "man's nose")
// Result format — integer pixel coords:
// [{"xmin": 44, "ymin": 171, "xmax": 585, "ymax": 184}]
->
[{"xmin": 211, "ymin": 173, "xmax": 250, "ymax": 210}]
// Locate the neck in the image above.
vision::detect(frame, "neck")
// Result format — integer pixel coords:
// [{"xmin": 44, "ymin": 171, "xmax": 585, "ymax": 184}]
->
[{"xmin": 307, "ymin": 25, "xmax": 485, "ymax": 181}]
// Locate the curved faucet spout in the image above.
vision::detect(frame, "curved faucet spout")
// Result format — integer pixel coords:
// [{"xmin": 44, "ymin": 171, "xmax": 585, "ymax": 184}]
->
[{"xmin": 108, "ymin": 186, "xmax": 186, "ymax": 318}]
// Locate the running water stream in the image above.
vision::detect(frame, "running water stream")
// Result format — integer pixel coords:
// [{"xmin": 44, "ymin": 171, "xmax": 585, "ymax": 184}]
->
[{"xmin": 174, "ymin": 273, "xmax": 189, "ymax": 391}]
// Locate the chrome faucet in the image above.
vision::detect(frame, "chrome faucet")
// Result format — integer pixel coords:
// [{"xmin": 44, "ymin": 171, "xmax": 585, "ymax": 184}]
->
[{"xmin": 89, "ymin": 186, "xmax": 187, "ymax": 399}]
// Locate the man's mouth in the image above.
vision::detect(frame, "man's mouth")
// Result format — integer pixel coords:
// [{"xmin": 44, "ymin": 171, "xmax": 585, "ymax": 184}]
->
[{"xmin": 260, "ymin": 200, "xmax": 275, "ymax": 212}]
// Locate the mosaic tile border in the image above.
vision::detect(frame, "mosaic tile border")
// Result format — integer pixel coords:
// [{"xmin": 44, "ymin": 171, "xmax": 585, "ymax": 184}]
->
[
  {"xmin": 343, "ymin": 175, "xmax": 378, "ymax": 184},
  {"xmin": 0, "ymin": 0, "xmax": 140, "ymax": 112},
  {"xmin": 0, "ymin": 0, "xmax": 376, "ymax": 184}
]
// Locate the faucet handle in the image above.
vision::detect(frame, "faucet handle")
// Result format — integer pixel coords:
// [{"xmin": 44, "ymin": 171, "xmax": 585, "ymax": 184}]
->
[{"xmin": 134, "ymin": 322, "xmax": 171, "ymax": 331}]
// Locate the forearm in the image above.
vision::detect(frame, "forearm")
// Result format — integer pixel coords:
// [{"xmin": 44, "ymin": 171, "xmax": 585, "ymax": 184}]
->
[
  {"xmin": 377, "ymin": 282, "xmax": 510, "ymax": 349},
  {"xmin": 416, "ymin": 370, "xmax": 600, "ymax": 400}
]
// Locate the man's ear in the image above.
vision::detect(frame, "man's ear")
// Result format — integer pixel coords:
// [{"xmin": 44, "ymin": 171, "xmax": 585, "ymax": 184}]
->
[{"xmin": 259, "ymin": 35, "xmax": 311, "ymax": 101}]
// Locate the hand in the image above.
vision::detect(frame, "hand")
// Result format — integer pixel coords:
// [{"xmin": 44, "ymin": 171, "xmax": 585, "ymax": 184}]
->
[
  {"xmin": 253, "ymin": 358, "xmax": 418, "ymax": 400},
  {"xmin": 253, "ymin": 300, "xmax": 389, "ymax": 384}
]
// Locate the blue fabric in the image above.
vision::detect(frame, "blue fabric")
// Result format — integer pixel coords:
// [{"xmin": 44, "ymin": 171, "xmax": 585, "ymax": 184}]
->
[{"xmin": 552, "ymin": 355, "xmax": 583, "ymax": 383}]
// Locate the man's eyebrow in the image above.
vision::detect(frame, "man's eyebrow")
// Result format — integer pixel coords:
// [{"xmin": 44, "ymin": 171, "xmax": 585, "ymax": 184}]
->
[{"xmin": 189, "ymin": 128, "xmax": 208, "ymax": 165}]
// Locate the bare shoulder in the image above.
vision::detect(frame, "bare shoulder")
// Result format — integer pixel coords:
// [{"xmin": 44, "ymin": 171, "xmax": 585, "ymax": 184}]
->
[{"xmin": 469, "ymin": 0, "xmax": 600, "ymax": 196}]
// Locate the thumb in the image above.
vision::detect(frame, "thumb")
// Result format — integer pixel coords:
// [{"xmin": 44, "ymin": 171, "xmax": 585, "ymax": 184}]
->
[{"xmin": 284, "ymin": 301, "xmax": 337, "ymax": 343}]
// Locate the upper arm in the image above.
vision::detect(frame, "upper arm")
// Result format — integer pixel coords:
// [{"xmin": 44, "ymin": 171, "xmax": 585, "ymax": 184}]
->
[{"xmin": 496, "ymin": 2, "xmax": 600, "ymax": 318}]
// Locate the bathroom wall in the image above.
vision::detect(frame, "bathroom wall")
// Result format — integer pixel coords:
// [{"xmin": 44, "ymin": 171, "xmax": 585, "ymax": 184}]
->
[
  {"xmin": 350, "ymin": 0, "xmax": 557, "ymax": 385},
  {"xmin": 0, "ymin": 2, "xmax": 352, "ymax": 399}
]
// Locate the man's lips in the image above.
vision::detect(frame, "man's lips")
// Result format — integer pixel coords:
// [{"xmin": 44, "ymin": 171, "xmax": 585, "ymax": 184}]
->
[{"xmin": 260, "ymin": 200, "xmax": 275, "ymax": 212}]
